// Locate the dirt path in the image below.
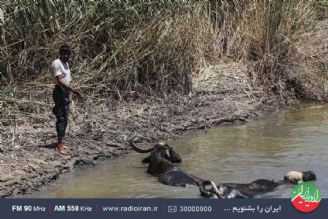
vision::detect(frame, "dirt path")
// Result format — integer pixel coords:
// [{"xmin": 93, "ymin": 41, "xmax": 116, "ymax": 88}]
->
[{"xmin": 0, "ymin": 64, "xmax": 296, "ymax": 198}]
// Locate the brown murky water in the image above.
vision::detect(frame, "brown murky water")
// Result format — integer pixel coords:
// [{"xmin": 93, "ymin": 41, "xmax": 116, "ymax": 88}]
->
[{"xmin": 33, "ymin": 104, "xmax": 328, "ymax": 198}]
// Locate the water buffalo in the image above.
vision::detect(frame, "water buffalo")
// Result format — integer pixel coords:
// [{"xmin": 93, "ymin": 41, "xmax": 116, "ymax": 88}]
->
[
  {"xmin": 130, "ymin": 136, "xmax": 206, "ymax": 186},
  {"xmin": 199, "ymin": 171, "xmax": 317, "ymax": 199}
]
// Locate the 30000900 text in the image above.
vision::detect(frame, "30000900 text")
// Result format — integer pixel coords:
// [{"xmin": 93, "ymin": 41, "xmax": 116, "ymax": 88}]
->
[{"xmin": 179, "ymin": 206, "xmax": 212, "ymax": 212}]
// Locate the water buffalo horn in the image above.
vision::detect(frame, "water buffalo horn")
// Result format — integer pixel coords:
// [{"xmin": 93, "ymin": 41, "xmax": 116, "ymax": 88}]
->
[{"xmin": 129, "ymin": 136, "xmax": 154, "ymax": 153}]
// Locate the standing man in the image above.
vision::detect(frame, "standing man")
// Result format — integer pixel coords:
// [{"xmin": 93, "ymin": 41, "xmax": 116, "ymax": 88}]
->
[{"xmin": 52, "ymin": 44, "xmax": 81, "ymax": 155}]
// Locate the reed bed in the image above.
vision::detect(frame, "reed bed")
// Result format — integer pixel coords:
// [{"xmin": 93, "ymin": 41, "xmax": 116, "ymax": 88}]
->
[{"xmin": 1, "ymin": 0, "xmax": 328, "ymax": 150}]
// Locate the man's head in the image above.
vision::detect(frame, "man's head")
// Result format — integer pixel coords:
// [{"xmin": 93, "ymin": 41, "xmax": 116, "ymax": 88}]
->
[{"xmin": 59, "ymin": 44, "xmax": 72, "ymax": 62}]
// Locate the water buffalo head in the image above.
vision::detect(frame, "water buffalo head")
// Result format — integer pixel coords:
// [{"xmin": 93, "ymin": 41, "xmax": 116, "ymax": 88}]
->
[
  {"xmin": 150, "ymin": 142, "xmax": 182, "ymax": 163},
  {"xmin": 199, "ymin": 181, "xmax": 222, "ymax": 198},
  {"xmin": 129, "ymin": 136, "xmax": 182, "ymax": 164},
  {"xmin": 283, "ymin": 171, "xmax": 316, "ymax": 184},
  {"xmin": 198, "ymin": 181, "xmax": 246, "ymax": 199},
  {"xmin": 200, "ymin": 179, "xmax": 280, "ymax": 199},
  {"xmin": 129, "ymin": 136, "xmax": 182, "ymax": 176}
]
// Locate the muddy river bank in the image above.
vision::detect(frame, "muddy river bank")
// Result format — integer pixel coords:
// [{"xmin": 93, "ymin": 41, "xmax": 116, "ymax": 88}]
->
[{"xmin": 0, "ymin": 90, "xmax": 287, "ymax": 198}]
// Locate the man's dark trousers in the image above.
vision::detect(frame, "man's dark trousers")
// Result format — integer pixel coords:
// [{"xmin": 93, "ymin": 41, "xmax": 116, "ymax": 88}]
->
[{"xmin": 52, "ymin": 85, "xmax": 70, "ymax": 138}]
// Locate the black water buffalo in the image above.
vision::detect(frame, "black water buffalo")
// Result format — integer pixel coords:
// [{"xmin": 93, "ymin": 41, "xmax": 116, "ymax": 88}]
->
[
  {"xmin": 130, "ymin": 136, "xmax": 205, "ymax": 186},
  {"xmin": 199, "ymin": 171, "xmax": 317, "ymax": 199}
]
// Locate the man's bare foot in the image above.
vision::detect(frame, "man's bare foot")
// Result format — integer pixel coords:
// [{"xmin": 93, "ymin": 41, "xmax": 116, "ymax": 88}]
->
[{"xmin": 56, "ymin": 143, "xmax": 71, "ymax": 155}]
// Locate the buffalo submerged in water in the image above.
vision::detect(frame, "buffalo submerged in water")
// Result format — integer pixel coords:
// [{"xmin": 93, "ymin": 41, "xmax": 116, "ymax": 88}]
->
[
  {"xmin": 129, "ymin": 137, "xmax": 317, "ymax": 198},
  {"xmin": 199, "ymin": 170, "xmax": 316, "ymax": 199}
]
